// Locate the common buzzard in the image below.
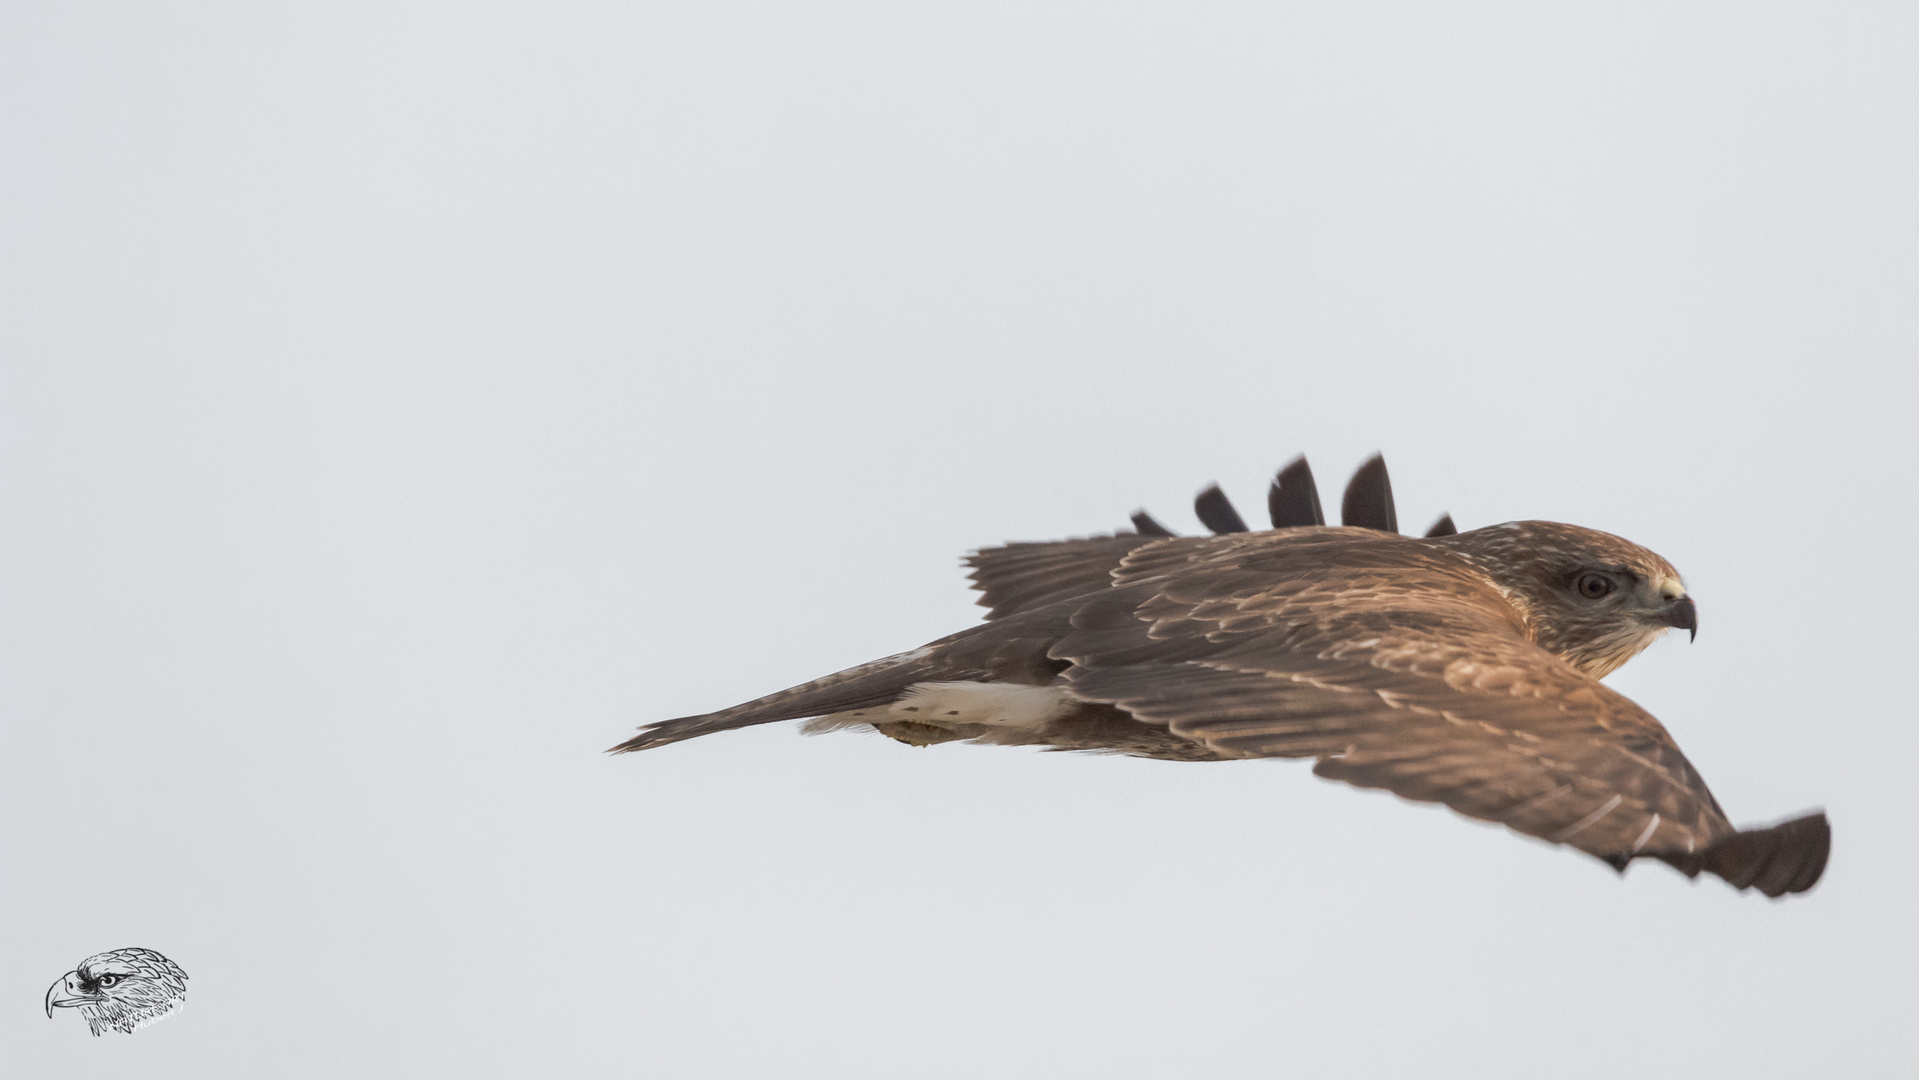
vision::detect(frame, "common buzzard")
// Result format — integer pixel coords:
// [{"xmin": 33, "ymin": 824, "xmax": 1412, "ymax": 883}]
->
[{"xmin": 615, "ymin": 456, "xmax": 1829, "ymax": 897}]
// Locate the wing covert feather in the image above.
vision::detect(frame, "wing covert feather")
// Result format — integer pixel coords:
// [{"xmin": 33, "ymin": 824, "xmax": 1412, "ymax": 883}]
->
[{"xmin": 966, "ymin": 534, "xmax": 1165, "ymax": 620}]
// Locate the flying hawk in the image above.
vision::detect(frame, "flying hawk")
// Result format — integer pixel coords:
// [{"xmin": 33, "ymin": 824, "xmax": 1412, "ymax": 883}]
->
[
  {"xmin": 45, "ymin": 947, "xmax": 188, "ymax": 1035},
  {"xmin": 615, "ymin": 456, "xmax": 1829, "ymax": 897}
]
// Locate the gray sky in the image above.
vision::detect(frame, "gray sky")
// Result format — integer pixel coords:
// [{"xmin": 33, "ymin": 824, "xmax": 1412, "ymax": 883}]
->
[{"xmin": 4, "ymin": 2, "xmax": 1915, "ymax": 1076}]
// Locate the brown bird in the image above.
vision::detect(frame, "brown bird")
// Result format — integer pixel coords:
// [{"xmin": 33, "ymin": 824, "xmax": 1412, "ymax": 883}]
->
[{"xmin": 615, "ymin": 456, "xmax": 1828, "ymax": 897}]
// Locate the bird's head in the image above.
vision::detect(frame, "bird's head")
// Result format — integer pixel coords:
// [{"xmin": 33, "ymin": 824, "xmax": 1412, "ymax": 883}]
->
[
  {"xmin": 45, "ymin": 948, "xmax": 188, "ymax": 1036},
  {"xmin": 1447, "ymin": 521, "xmax": 1697, "ymax": 679}
]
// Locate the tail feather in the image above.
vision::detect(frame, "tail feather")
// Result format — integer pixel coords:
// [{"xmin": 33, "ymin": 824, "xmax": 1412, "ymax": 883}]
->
[
  {"xmin": 609, "ymin": 648, "xmax": 943, "ymax": 753},
  {"xmin": 614, "ymin": 601, "xmax": 1082, "ymax": 754}
]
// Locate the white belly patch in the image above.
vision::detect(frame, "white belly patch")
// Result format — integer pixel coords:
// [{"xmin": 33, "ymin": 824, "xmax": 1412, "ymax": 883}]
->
[{"xmin": 805, "ymin": 681, "xmax": 1076, "ymax": 735}]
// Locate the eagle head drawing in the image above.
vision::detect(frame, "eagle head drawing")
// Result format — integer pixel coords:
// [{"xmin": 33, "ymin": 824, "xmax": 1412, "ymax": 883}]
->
[{"xmin": 45, "ymin": 947, "xmax": 188, "ymax": 1036}]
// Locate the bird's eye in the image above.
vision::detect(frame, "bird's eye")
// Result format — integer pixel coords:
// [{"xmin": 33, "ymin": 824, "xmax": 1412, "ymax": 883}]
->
[
  {"xmin": 96, "ymin": 975, "xmax": 121, "ymax": 987},
  {"xmin": 1575, "ymin": 573, "xmax": 1615, "ymax": 599}
]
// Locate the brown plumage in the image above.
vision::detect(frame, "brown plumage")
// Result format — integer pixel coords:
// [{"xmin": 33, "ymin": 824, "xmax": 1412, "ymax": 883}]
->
[{"xmin": 615, "ymin": 462, "xmax": 1828, "ymax": 898}]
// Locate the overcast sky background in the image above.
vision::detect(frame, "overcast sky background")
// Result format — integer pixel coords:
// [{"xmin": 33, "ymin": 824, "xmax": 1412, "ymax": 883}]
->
[{"xmin": 4, "ymin": 3, "xmax": 1916, "ymax": 1077}]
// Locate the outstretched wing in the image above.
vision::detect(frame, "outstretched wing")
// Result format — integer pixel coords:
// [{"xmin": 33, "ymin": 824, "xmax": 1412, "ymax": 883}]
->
[
  {"xmin": 966, "ymin": 456, "xmax": 1402, "ymax": 622},
  {"xmin": 1051, "ymin": 530, "xmax": 1826, "ymax": 895},
  {"xmin": 965, "ymin": 534, "xmax": 1163, "ymax": 620}
]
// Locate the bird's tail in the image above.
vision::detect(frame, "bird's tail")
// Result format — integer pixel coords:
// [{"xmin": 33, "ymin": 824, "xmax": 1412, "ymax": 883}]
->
[{"xmin": 608, "ymin": 646, "xmax": 944, "ymax": 754}]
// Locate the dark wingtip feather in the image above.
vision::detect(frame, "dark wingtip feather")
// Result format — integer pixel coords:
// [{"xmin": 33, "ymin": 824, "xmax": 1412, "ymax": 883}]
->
[
  {"xmin": 1267, "ymin": 456, "xmax": 1326, "ymax": 527},
  {"xmin": 1130, "ymin": 511, "xmax": 1178, "ymax": 537},
  {"xmin": 1340, "ymin": 454, "xmax": 1398, "ymax": 533},
  {"xmin": 1424, "ymin": 513, "xmax": 1458, "ymax": 537},
  {"xmin": 1194, "ymin": 485, "xmax": 1250, "ymax": 534},
  {"xmin": 1653, "ymin": 812, "xmax": 1831, "ymax": 897}
]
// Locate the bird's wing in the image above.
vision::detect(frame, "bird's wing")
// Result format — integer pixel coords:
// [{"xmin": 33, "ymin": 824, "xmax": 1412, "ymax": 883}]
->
[
  {"xmin": 1051, "ymin": 530, "xmax": 1825, "ymax": 893},
  {"xmin": 978, "ymin": 455, "xmax": 1404, "ymax": 621},
  {"xmin": 965, "ymin": 534, "xmax": 1166, "ymax": 619}
]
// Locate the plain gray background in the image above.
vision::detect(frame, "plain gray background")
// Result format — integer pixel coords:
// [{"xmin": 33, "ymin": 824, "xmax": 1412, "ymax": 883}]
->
[{"xmin": 5, "ymin": 2, "xmax": 1914, "ymax": 1076}]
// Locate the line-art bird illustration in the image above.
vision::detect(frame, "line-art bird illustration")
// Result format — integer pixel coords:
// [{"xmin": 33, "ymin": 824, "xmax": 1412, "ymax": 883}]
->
[
  {"xmin": 614, "ymin": 455, "xmax": 1829, "ymax": 897},
  {"xmin": 45, "ymin": 947, "xmax": 188, "ymax": 1035}
]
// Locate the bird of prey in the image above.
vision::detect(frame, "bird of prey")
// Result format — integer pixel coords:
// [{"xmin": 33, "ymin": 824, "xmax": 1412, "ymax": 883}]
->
[
  {"xmin": 45, "ymin": 947, "xmax": 188, "ymax": 1035},
  {"xmin": 614, "ymin": 455, "xmax": 1829, "ymax": 897}
]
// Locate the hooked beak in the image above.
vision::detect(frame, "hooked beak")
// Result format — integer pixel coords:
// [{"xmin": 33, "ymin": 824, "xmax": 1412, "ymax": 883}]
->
[
  {"xmin": 46, "ymin": 972, "xmax": 93, "ymax": 1017},
  {"xmin": 1661, "ymin": 595, "xmax": 1698, "ymax": 642}
]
